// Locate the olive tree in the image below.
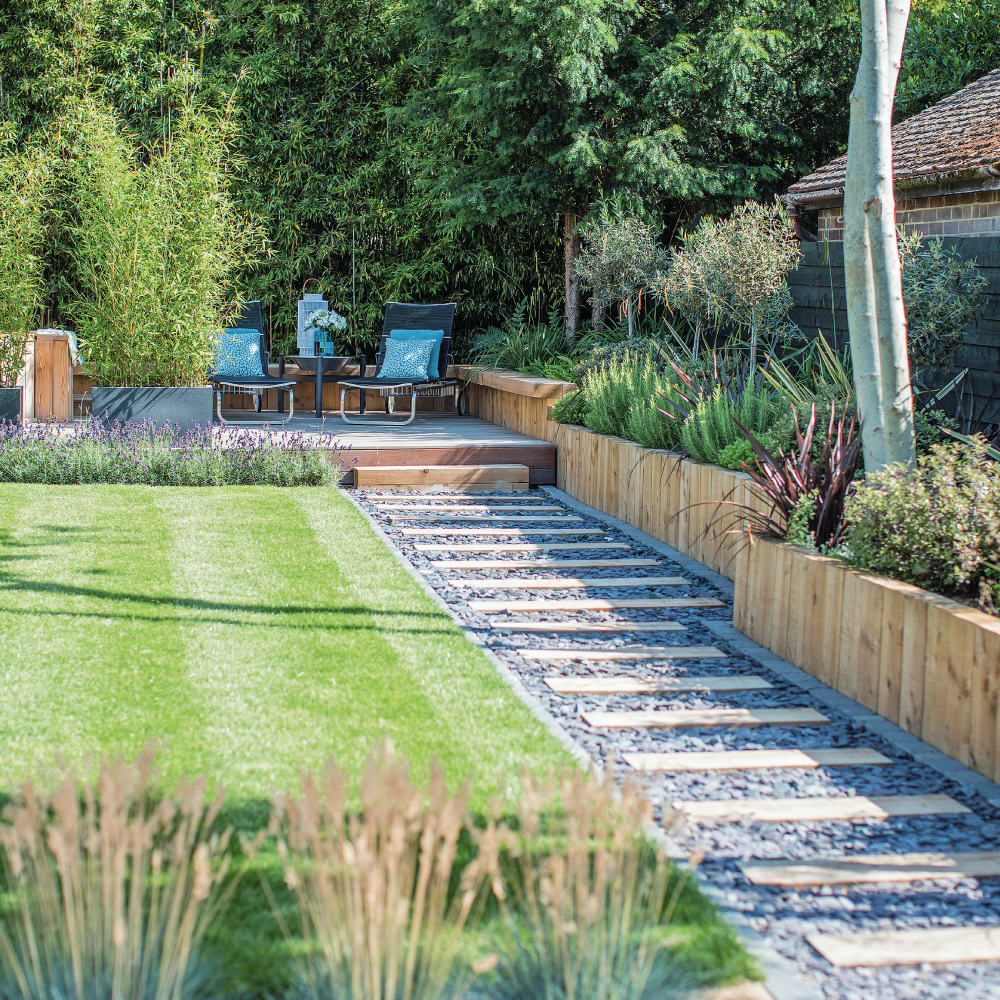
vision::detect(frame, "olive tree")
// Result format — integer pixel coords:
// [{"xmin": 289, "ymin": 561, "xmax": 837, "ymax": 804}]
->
[{"xmin": 575, "ymin": 211, "xmax": 668, "ymax": 337}]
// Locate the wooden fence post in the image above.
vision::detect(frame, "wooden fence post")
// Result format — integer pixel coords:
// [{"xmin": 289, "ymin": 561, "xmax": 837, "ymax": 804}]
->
[{"xmin": 33, "ymin": 332, "xmax": 72, "ymax": 422}]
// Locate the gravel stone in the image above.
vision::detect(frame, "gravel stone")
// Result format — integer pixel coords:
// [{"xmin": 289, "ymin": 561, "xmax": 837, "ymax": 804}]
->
[{"xmin": 355, "ymin": 488, "xmax": 1000, "ymax": 1000}]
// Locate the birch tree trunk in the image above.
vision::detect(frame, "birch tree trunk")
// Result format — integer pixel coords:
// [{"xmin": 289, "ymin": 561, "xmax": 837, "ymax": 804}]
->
[
  {"xmin": 564, "ymin": 207, "xmax": 582, "ymax": 347},
  {"xmin": 844, "ymin": 0, "xmax": 916, "ymax": 473}
]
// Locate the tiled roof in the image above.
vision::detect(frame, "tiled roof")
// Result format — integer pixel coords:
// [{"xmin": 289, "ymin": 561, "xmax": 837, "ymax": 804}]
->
[{"xmin": 787, "ymin": 67, "xmax": 1000, "ymax": 204}]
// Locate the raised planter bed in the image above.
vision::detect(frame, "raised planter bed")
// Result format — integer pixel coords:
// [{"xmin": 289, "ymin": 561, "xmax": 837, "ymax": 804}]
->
[
  {"xmin": 736, "ymin": 537, "xmax": 1000, "ymax": 785},
  {"xmin": 91, "ymin": 386, "xmax": 214, "ymax": 430},
  {"xmin": 466, "ymin": 366, "xmax": 1000, "ymax": 786},
  {"xmin": 0, "ymin": 386, "xmax": 22, "ymax": 423}
]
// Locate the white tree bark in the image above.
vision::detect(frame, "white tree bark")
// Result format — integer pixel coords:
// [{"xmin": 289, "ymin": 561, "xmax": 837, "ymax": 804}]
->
[{"xmin": 844, "ymin": 0, "xmax": 916, "ymax": 473}]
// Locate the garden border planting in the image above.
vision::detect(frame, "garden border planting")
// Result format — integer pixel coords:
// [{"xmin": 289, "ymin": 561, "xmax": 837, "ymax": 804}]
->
[{"xmin": 465, "ymin": 368, "xmax": 1000, "ymax": 787}]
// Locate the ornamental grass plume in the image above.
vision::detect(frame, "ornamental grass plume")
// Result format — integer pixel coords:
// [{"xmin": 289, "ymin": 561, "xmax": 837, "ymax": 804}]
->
[
  {"xmin": 473, "ymin": 769, "xmax": 701, "ymax": 1000},
  {"xmin": 0, "ymin": 752, "xmax": 235, "ymax": 1000},
  {"xmin": 266, "ymin": 742, "xmax": 484, "ymax": 1000}
]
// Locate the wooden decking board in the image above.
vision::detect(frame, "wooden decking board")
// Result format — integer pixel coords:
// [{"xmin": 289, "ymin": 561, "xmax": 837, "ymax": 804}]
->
[
  {"xmin": 545, "ymin": 676, "xmax": 771, "ymax": 694},
  {"xmin": 741, "ymin": 851, "xmax": 1000, "ymax": 887},
  {"xmin": 391, "ymin": 514, "xmax": 582, "ymax": 522},
  {"xmin": 488, "ymin": 620, "xmax": 686, "ymax": 633},
  {"xmin": 377, "ymin": 504, "xmax": 563, "ymax": 513},
  {"xmin": 584, "ymin": 707, "xmax": 831, "ymax": 729},
  {"xmin": 520, "ymin": 645, "xmax": 725, "ymax": 661},
  {"xmin": 415, "ymin": 543, "xmax": 629, "ymax": 552},
  {"xmin": 673, "ymin": 794, "xmax": 969, "ymax": 824},
  {"xmin": 401, "ymin": 528, "xmax": 605, "ymax": 537},
  {"xmin": 470, "ymin": 597, "xmax": 724, "ymax": 610},
  {"xmin": 430, "ymin": 558, "xmax": 659, "ymax": 569},
  {"xmin": 450, "ymin": 575, "xmax": 689, "ymax": 590},
  {"xmin": 624, "ymin": 748, "xmax": 893, "ymax": 772},
  {"xmin": 807, "ymin": 926, "xmax": 1000, "ymax": 968}
]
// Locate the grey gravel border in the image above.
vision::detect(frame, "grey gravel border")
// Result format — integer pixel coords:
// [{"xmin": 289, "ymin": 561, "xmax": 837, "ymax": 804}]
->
[
  {"xmin": 346, "ymin": 485, "xmax": 822, "ymax": 1000},
  {"xmin": 541, "ymin": 485, "xmax": 1000, "ymax": 811}
]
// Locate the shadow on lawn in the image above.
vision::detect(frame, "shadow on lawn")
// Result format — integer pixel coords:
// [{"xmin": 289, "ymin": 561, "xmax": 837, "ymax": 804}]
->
[{"xmin": 0, "ymin": 572, "xmax": 449, "ymax": 627}]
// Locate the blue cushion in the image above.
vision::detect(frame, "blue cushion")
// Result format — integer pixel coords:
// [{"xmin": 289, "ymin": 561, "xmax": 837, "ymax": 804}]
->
[
  {"xmin": 378, "ymin": 337, "xmax": 435, "ymax": 380},
  {"xmin": 389, "ymin": 329, "xmax": 445, "ymax": 378},
  {"xmin": 213, "ymin": 328, "xmax": 264, "ymax": 378}
]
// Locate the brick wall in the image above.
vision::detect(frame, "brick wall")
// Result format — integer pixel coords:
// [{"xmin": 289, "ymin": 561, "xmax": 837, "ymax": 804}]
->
[{"xmin": 818, "ymin": 188, "xmax": 1000, "ymax": 242}]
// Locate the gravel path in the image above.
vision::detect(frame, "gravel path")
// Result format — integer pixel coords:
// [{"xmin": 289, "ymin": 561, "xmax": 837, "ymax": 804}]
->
[{"xmin": 353, "ymin": 487, "xmax": 1000, "ymax": 1000}]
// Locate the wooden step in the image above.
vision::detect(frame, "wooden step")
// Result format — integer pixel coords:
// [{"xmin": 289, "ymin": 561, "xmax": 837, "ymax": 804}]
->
[
  {"xmin": 416, "ymin": 543, "xmax": 629, "ymax": 552},
  {"xmin": 674, "ymin": 794, "xmax": 969, "ymax": 824},
  {"xmin": 401, "ymin": 528, "xmax": 604, "ymax": 537},
  {"xmin": 489, "ymin": 620, "xmax": 686, "ymax": 634},
  {"xmin": 391, "ymin": 514, "xmax": 582, "ymax": 523},
  {"xmin": 584, "ymin": 707, "xmax": 830, "ymax": 729},
  {"xmin": 545, "ymin": 676, "xmax": 771, "ymax": 694},
  {"xmin": 372, "ymin": 493, "xmax": 552, "ymax": 502},
  {"xmin": 807, "ymin": 926, "xmax": 1000, "ymax": 968},
  {"xmin": 520, "ymin": 645, "xmax": 723, "ymax": 661},
  {"xmin": 741, "ymin": 851, "xmax": 1000, "ymax": 887},
  {"xmin": 356, "ymin": 464, "xmax": 529, "ymax": 490},
  {"xmin": 450, "ymin": 575, "xmax": 689, "ymax": 590},
  {"xmin": 377, "ymin": 504, "xmax": 563, "ymax": 513},
  {"xmin": 469, "ymin": 597, "xmax": 724, "ymax": 610},
  {"xmin": 430, "ymin": 558, "xmax": 659, "ymax": 569},
  {"xmin": 625, "ymin": 748, "xmax": 893, "ymax": 772}
]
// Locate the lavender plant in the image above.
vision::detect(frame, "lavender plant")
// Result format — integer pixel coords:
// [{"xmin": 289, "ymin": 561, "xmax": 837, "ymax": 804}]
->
[{"xmin": 0, "ymin": 418, "xmax": 349, "ymax": 486}]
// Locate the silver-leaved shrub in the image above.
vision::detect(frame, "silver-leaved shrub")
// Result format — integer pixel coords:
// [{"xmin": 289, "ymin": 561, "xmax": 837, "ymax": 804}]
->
[{"xmin": 843, "ymin": 439, "xmax": 1000, "ymax": 611}]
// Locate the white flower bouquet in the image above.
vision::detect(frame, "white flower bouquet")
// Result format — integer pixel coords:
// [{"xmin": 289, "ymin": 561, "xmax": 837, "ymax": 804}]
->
[{"xmin": 306, "ymin": 308, "xmax": 347, "ymax": 333}]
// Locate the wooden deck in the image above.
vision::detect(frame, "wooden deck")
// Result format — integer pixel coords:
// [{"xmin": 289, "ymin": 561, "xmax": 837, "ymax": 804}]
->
[{"xmin": 219, "ymin": 411, "xmax": 557, "ymax": 484}]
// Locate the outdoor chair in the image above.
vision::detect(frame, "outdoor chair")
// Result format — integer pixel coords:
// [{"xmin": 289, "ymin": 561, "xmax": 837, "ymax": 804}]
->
[
  {"xmin": 209, "ymin": 301, "xmax": 297, "ymax": 425},
  {"xmin": 338, "ymin": 302, "xmax": 462, "ymax": 426}
]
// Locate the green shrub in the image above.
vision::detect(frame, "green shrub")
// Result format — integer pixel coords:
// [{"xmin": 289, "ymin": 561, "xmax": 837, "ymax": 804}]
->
[
  {"xmin": 680, "ymin": 382, "xmax": 777, "ymax": 465},
  {"xmin": 66, "ymin": 98, "xmax": 262, "ymax": 388},
  {"xmin": 843, "ymin": 439, "xmax": 1000, "ymax": 611},
  {"xmin": 549, "ymin": 389, "xmax": 590, "ymax": 426},
  {"xmin": 914, "ymin": 406, "xmax": 958, "ymax": 455},
  {"xmin": 899, "ymin": 232, "xmax": 988, "ymax": 374},
  {"xmin": 0, "ymin": 149, "xmax": 49, "ymax": 388}
]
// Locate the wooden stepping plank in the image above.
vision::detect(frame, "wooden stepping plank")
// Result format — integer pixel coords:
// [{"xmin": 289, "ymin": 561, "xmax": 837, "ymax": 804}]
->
[
  {"xmin": 546, "ymin": 676, "xmax": 771, "ymax": 694},
  {"xmin": 430, "ymin": 558, "xmax": 659, "ymax": 569},
  {"xmin": 521, "ymin": 645, "xmax": 724, "ymax": 661},
  {"xmin": 402, "ymin": 528, "xmax": 604, "ymax": 537},
  {"xmin": 371, "ymin": 494, "xmax": 553, "ymax": 502},
  {"xmin": 584, "ymin": 707, "xmax": 830, "ymax": 729},
  {"xmin": 673, "ymin": 794, "xmax": 969, "ymax": 824},
  {"xmin": 470, "ymin": 597, "xmax": 724, "ymax": 610},
  {"xmin": 450, "ymin": 575, "xmax": 689, "ymax": 590},
  {"xmin": 807, "ymin": 926, "xmax": 1000, "ymax": 968},
  {"xmin": 489, "ymin": 620, "xmax": 685, "ymax": 633},
  {"xmin": 742, "ymin": 851, "xmax": 1000, "ymax": 887},
  {"xmin": 391, "ymin": 515, "xmax": 582, "ymax": 522},
  {"xmin": 415, "ymin": 543, "xmax": 629, "ymax": 552},
  {"xmin": 625, "ymin": 748, "xmax": 893, "ymax": 772},
  {"xmin": 378, "ymin": 504, "xmax": 564, "ymax": 512}
]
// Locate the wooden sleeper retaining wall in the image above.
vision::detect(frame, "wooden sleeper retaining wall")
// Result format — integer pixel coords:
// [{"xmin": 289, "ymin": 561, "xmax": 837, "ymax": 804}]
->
[{"xmin": 466, "ymin": 368, "xmax": 1000, "ymax": 786}]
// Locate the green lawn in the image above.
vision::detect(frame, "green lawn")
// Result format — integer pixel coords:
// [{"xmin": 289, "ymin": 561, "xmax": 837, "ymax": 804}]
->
[{"xmin": 0, "ymin": 484, "xmax": 574, "ymax": 802}]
